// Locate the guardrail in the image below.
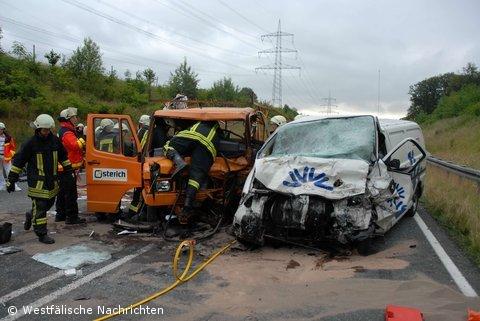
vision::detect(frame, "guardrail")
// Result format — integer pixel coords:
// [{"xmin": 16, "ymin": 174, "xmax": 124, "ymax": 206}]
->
[{"xmin": 427, "ymin": 156, "xmax": 480, "ymax": 183}]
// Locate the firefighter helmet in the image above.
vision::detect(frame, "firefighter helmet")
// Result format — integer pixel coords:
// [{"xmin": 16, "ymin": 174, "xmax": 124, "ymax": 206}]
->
[
  {"xmin": 270, "ymin": 115, "xmax": 287, "ymax": 127},
  {"xmin": 0, "ymin": 122, "xmax": 5, "ymax": 129},
  {"xmin": 32, "ymin": 114, "xmax": 55, "ymax": 129},
  {"xmin": 100, "ymin": 119, "xmax": 114, "ymax": 131},
  {"xmin": 139, "ymin": 115, "xmax": 150, "ymax": 126}
]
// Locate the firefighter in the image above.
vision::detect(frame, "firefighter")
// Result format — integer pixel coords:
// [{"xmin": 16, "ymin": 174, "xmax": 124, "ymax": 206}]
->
[
  {"xmin": 95, "ymin": 119, "xmax": 119, "ymax": 153},
  {"xmin": 76, "ymin": 123, "xmax": 85, "ymax": 140},
  {"xmin": 0, "ymin": 122, "xmax": 20, "ymax": 191},
  {"xmin": 164, "ymin": 120, "xmax": 222, "ymax": 224},
  {"xmin": 6, "ymin": 114, "xmax": 73, "ymax": 244},
  {"xmin": 138, "ymin": 115, "xmax": 150, "ymax": 150},
  {"xmin": 270, "ymin": 115, "xmax": 287, "ymax": 134},
  {"xmin": 55, "ymin": 108, "xmax": 86, "ymax": 224}
]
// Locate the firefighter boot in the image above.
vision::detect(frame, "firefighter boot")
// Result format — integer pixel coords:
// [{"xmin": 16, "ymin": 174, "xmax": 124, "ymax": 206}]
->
[
  {"xmin": 178, "ymin": 186, "xmax": 196, "ymax": 225},
  {"xmin": 38, "ymin": 234, "xmax": 55, "ymax": 244},
  {"xmin": 166, "ymin": 149, "xmax": 188, "ymax": 178},
  {"xmin": 65, "ymin": 217, "xmax": 86, "ymax": 225},
  {"xmin": 24, "ymin": 211, "xmax": 32, "ymax": 230}
]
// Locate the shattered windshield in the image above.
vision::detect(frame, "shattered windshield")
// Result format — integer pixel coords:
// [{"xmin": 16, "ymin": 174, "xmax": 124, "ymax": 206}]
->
[{"xmin": 262, "ymin": 116, "xmax": 376, "ymax": 162}]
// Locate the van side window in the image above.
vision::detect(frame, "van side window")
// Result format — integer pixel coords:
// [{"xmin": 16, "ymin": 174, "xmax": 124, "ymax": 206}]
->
[
  {"xmin": 94, "ymin": 118, "xmax": 121, "ymax": 154},
  {"xmin": 378, "ymin": 132, "xmax": 387, "ymax": 158}
]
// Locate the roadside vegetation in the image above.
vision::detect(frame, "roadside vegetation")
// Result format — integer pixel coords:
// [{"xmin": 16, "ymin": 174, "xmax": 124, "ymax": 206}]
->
[
  {"xmin": 0, "ymin": 29, "xmax": 297, "ymax": 144},
  {"xmin": 422, "ymin": 165, "xmax": 480, "ymax": 265},
  {"xmin": 407, "ymin": 62, "xmax": 480, "ymax": 265}
]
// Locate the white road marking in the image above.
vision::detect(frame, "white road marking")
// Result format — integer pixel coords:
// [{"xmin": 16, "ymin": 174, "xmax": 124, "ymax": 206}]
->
[
  {"xmin": 0, "ymin": 271, "xmax": 64, "ymax": 305},
  {"xmin": 414, "ymin": 213, "xmax": 478, "ymax": 297},
  {"xmin": 1, "ymin": 244, "xmax": 154, "ymax": 321}
]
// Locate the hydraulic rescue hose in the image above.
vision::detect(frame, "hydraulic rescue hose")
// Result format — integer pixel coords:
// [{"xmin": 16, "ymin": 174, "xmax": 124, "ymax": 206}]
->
[{"xmin": 94, "ymin": 239, "xmax": 236, "ymax": 321}]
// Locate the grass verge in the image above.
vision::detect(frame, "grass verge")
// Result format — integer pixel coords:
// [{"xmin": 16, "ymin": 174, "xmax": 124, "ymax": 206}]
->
[{"xmin": 422, "ymin": 164, "xmax": 480, "ymax": 266}]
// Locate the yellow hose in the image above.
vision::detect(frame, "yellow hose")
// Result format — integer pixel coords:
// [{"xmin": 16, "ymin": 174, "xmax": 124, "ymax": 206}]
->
[{"xmin": 94, "ymin": 239, "xmax": 236, "ymax": 321}]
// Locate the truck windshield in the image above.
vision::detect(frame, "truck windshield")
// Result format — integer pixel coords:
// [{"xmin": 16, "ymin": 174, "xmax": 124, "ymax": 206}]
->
[{"xmin": 262, "ymin": 116, "xmax": 376, "ymax": 162}]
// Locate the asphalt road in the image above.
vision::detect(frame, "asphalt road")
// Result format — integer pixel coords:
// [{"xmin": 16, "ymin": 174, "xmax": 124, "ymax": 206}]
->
[{"xmin": 0, "ymin": 182, "xmax": 479, "ymax": 321}]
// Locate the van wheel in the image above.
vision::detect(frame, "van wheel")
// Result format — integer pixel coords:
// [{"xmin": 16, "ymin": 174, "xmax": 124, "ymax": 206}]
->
[
  {"xmin": 356, "ymin": 238, "xmax": 373, "ymax": 256},
  {"xmin": 406, "ymin": 193, "xmax": 419, "ymax": 217}
]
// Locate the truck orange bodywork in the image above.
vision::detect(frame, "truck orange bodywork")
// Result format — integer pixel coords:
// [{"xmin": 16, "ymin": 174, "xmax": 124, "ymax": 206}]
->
[{"xmin": 85, "ymin": 108, "xmax": 266, "ymax": 214}]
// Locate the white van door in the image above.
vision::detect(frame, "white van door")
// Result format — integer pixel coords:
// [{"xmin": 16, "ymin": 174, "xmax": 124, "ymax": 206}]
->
[{"xmin": 381, "ymin": 138, "xmax": 427, "ymax": 224}]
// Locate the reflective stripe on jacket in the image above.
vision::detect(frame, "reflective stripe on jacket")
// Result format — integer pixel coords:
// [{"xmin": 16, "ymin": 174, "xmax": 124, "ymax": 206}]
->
[
  {"xmin": 174, "ymin": 121, "xmax": 220, "ymax": 158},
  {"xmin": 11, "ymin": 132, "xmax": 71, "ymax": 199}
]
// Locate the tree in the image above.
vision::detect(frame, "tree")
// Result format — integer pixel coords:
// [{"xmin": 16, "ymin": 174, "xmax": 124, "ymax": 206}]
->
[
  {"xmin": 239, "ymin": 87, "xmax": 257, "ymax": 104},
  {"xmin": 66, "ymin": 37, "xmax": 103, "ymax": 79},
  {"xmin": 11, "ymin": 41, "xmax": 31, "ymax": 60},
  {"xmin": 44, "ymin": 49, "xmax": 61, "ymax": 67},
  {"xmin": 210, "ymin": 77, "xmax": 238, "ymax": 101},
  {"xmin": 143, "ymin": 68, "xmax": 156, "ymax": 100},
  {"xmin": 124, "ymin": 69, "xmax": 132, "ymax": 80},
  {"xmin": 168, "ymin": 58, "xmax": 199, "ymax": 99}
]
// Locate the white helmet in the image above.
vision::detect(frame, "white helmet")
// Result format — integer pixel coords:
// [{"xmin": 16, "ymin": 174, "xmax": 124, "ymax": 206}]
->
[
  {"xmin": 59, "ymin": 109, "xmax": 68, "ymax": 119},
  {"xmin": 76, "ymin": 123, "xmax": 84, "ymax": 129},
  {"xmin": 113, "ymin": 122, "xmax": 129, "ymax": 132},
  {"xmin": 0, "ymin": 122, "xmax": 5, "ymax": 130},
  {"xmin": 65, "ymin": 107, "xmax": 78, "ymax": 119},
  {"xmin": 165, "ymin": 94, "xmax": 188, "ymax": 110},
  {"xmin": 32, "ymin": 114, "xmax": 55, "ymax": 129},
  {"xmin": 139, "ymin": 115, "xmax": 150, "ymax": 126},
  {"xmin": 83, "ymin": 126, "xmax": 88, "ymax": 136},
  {"xmin": 294, "ymin": 114, "xmax": 305, "ymax": 121},
  {"xmin": 95, "ymin": 126, "xmax": 101, "ymax": 135},
  {"xmin": 270, "ymin": 115, "xmax": 287, "ymax": 127},
  {"xmin": 100, "ymin": 119, "xmax": 114, "ymax": 131}
]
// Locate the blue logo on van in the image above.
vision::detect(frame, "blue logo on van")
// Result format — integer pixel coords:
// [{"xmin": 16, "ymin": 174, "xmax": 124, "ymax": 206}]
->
[
  {"xmin": 407, "ymin": 150, "xmax": 415, "ymax": 165},
  {"xmin": 282, "ymin": 166, "xmax": 333, "ymax": 191},
  {"xmin": 387, "ymin": 182, "xmax": 407, "ymax": 217}
]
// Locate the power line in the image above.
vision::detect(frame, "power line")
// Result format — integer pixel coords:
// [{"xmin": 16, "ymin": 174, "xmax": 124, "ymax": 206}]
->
[
  {"xmin": 216, "ymin": 0, "xmax": 269, "ymax": 33},
  {"xmin": 60, "ymin": 0, "xmax": 253, "ymax": 71},
  {"xmin": 0, "ymin": 16, "xmax": 254, "ymax": 77},
  {"xmin": 256, "ymin": 20, "xmax": 300, "ymax": 107},
  {"xmin": 94, "ymin": 0, "xmax": 251, "ymax": 57},
  {"xmin": 152, "ymin": 0, "xmax": 260, "ymax": 50}
]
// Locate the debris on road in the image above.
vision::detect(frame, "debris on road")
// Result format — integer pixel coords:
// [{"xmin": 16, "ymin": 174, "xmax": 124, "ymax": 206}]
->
[
  {"xmin": 0, "ymin": 222, "xmax": 12, "ymax": 244},
  {"xmin": 385, "ymin": 305, "xmax": 424, "ymax": 321},
  {"xmin": 0, "ymin": 245, "xmax": 22, "ymax": 255},
  {"xmin": 117, "ymin": 230, "xmax": 138, "ymax": 235},
  {"xmin": 286, "ymin": 259, "xmax": 300, "ymax": 269},
  {"xmin": 32, "ymin": 244, "xmax": 111, "ymax": 269},
  {"xmin": 64, "ymin": 268, "xmax": 83, "ymax": 277}
]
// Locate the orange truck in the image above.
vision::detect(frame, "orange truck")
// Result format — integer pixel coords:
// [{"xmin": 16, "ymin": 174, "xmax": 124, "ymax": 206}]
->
[{"xmin": 85, "ymin": 107, "xmax": 268, "ymax": 217}]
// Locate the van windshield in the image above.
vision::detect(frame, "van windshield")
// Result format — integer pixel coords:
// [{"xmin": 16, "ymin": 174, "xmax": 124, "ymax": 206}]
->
[{"xmin": 261, "ymin": 116, "xmax": 376, "ymax": 162}]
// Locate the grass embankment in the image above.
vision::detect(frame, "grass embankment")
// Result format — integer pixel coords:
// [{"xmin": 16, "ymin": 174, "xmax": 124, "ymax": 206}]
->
[
  {"xmin": 422, "ymin": 116, "xmax": 480, "ymax": 169},
  {"xmin": 422, "ymin": 164, "xmax": 480, "ymax": 265}
]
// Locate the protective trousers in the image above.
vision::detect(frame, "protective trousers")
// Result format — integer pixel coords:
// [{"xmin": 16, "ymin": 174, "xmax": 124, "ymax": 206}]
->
[
  {"xmin": 32, "ymin": 197, "xmax": 55, "ymax": 236},
  {"xmin": 55, "ymin": 171, "xmax": 79, "ymax": 220},
  {"xmin": 128, "ymin": 188, "xmax": 144, "ymax": 216},
  {"xmin": 167, "ymin": 136, "xmax": 214, "ymax": 192}
]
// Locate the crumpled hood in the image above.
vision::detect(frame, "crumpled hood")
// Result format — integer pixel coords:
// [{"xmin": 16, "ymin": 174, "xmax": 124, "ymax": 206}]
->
[{"xmin": 254, "ymin": 156, "xmax": 370, "ymax": 199}]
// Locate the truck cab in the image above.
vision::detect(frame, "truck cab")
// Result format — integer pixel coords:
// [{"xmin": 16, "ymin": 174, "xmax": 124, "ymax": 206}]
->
[{"xmin": 85, "ymin": 107, "xmax": 268, "ymax": 216}]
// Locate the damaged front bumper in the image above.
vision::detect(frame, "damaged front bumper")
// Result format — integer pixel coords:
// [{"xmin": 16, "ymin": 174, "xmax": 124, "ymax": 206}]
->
[{"xmin": 232, "ymin": 189, "xmax": 375, "ymax": 246}]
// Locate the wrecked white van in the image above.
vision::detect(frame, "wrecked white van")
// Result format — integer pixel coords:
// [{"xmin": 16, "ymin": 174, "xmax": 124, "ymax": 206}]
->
[{"xmin": 232, "ymin": 115, "xmax": 427, "ymax": 250}]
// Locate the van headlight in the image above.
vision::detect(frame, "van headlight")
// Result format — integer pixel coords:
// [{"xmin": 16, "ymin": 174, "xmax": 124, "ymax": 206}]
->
[{"xmin": 156, "ymin": 180, "xmax": 171, "ymax": 192}]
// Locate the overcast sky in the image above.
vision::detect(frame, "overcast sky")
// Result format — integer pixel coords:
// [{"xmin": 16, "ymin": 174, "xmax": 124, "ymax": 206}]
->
[{"xmin": 1, "ymin": 0, "xmax": 479, "ymax": 118}]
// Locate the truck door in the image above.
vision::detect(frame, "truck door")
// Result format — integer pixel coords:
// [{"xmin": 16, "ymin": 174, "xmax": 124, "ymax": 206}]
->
[
  {"xmin": 86, "ymin": 114, "xmax": 142, "ymax": 213},
  {"xmin": 381, "ymin": 138, "xmax": 426, "ymax": 223}
]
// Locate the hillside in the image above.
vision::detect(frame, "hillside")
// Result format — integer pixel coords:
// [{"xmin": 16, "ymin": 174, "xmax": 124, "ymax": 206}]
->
[{"xmin": 422, "ymin": 116, "xmax": 480, "ymax": 169}]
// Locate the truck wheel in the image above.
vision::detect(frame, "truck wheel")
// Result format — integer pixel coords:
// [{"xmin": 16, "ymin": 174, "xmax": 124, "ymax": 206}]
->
[{"xmin": 406, "ymin": 192, "xmax": 419, "ymax": 217}]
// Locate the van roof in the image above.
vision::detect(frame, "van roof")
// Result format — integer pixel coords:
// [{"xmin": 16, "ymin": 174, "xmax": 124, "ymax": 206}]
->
[
  {"xmin": 153, "ymin": 107, "xmax": 255, "ymax": 121},
  {"xmin": 290, "ymin": 114, "xmax": 419, "ymax": 130}
]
